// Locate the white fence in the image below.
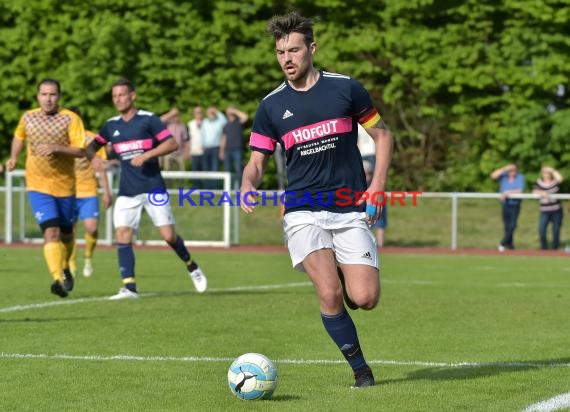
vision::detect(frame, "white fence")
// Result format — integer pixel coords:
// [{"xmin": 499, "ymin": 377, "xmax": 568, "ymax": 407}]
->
[
  {"xmin": 3, "ymin": 170, "xmax": 233, "ymax": 247},
  {"xmin": 420, "ymin": 192, "xmax": 570, "ymax": 249},
  {"xmin": 3, "ymin": 171, "xmax": 570, "ymax": 249}
]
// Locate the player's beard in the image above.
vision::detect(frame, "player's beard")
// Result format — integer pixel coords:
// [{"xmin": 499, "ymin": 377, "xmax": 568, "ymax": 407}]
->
[
  {"xmin": 283, "ymin": 63, "xmax": 310, "ymax": 83},
  {"xmin": 41, "ymin": 102, "xmax": 57, "ymax": 115}
]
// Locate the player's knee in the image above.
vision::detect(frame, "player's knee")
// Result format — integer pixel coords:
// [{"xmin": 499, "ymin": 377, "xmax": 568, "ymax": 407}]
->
[
  {"xmin": 360, "ymin": 296, "xmax": 379, "ymax": 310},
  {"xmin": 355, "ymin": 290, "xmax": 380, "ymax": 310},
  {"xmin": 320, "ymin": 286, "xmax": 344, "ymax": 311},
  {"xmin": 161, "ymin": 231, "xmax": 177, "ymax": 244},
  {"xmin": 115, "ymin": 227, "xmax": 133, "ymax": 243}
]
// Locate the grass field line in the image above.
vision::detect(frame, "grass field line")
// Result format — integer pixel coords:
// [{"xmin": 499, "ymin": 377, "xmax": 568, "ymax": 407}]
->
[
  {"xmin": 0, "ymin": 279, "xmax": 439, "ymax": 314},
  {"xmin": 2, "ymin": 277, "xmax": 568, "ymax": 315},
  {"xmin": 522, "ymin": 392, "xmax": 570, "ymax": 412},
  {"xmin": 0, "ymin": 282, "xmax": 314, "ymax": 314},
  {"xmin": 1, "ymin": 352, "xmax": 570, "ymax": 369}
]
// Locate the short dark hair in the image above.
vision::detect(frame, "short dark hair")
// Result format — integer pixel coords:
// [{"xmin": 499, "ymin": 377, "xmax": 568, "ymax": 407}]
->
[
  {"xmin": 38, "ymin": 78, "xmax": 61, "ymax": 94},
  {"xmin": 267, "ymin": 11, "xmax": 314, "ymax": 47},
  {"xmin": 112, "ymin": 77, "xmax": 135, "ymax": 92}
]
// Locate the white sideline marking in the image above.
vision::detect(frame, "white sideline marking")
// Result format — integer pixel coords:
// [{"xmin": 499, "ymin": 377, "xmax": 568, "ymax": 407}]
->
[
  {"xmin": 1, "ymin": 352, "xmax": 569, "ymax": 369},
  {"xmin": 0, "ymin": 279, "xmax": 437, "ymax": 314},
  {"xmin": 0, "ymin": 282, "xmax": 312, "ymax": 314},
  {"xmin": 522, "ymin": 392, "xmax": 570, "ymax": 412}
]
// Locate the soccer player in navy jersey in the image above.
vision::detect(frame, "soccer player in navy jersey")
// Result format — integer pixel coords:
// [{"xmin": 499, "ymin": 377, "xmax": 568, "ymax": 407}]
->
[
  {"xmin": 86, "ymin": 78, "xmax": 206, "ymax": 299},
  {"xmin": 240, "ymin": 12, "xmax": 392, "ymax": 388}
]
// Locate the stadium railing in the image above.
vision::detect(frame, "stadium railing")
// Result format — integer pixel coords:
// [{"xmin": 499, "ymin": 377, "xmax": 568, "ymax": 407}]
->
[
  {"xmin": 3, "ymin": 170, "xmax": 570, "ymax": 249},
  {"xmin": 3, "ymin": 169, "xmax": 233, "ymax": 247}
]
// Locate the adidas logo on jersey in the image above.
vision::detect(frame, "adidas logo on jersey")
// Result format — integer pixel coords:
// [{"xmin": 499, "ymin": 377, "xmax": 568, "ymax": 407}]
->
[
  {"xmin": 282, "ymin": 109, "xmax": 293, "ymax": 119},
  {"xmin": 361, "ymin": 251, "xmax": 372, "ymax": 260},
  {"xmin": 113, "ymin": 130, "xmax": 120, "ymax": 137}
]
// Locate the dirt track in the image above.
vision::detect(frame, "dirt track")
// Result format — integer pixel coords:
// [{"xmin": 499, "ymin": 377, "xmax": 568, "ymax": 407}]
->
[{"xmin": 2, "ymin": 242, "xmax": 568, "ymax": 258}]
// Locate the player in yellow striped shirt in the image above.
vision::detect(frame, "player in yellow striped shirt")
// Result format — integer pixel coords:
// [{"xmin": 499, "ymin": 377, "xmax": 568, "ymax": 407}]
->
[
  {"xmin": 6, "ymin": 78, "xmax": 86, "ymax": 298},
  {"xmin": 68, "ymin": 107, "xmax": 113, "ymax": 279}
]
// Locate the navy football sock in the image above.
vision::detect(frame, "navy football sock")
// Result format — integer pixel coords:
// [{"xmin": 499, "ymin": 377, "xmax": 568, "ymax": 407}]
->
[
  {"xmin": 321, "ymin": 310, "xmax": 368, "ymax": 372},
  {"xmin": 117, "ymin": 243, "xmax": 136, "ymax": 292},
  {"xmin": 167, "ymin": 235, "xmax": 198, "ymax": 271},
  {"xmin": 168, "ymin": 235, "xmax": 191, "ymax": 262}
]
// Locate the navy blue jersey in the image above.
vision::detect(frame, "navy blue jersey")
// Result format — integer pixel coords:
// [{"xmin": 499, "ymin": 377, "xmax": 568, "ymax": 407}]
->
[
  {"xmin": 96, "ymin": 110, "xmax": 172, "ymax": 196},
  {"xmin": 249, "ymin": 71, "xmax": 382, "ymax": 214}
]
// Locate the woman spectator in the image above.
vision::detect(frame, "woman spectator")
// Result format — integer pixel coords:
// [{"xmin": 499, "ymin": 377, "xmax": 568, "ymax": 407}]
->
[{"xmin": 532, "ymin": 166, "xmax": 563, "ymax": 250}]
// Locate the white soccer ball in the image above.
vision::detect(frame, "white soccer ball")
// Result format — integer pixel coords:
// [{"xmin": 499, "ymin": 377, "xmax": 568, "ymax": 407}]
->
[{"xmin": 227, "ymin": 353, "xmax": 278, "ymax": 400}]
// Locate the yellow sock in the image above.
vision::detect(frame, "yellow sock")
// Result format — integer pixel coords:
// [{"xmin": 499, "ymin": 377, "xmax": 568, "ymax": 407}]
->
[
  {"xmin": 85, "ymin": 233, "xmax": 97, "ymax": 259},
  {"xmin": 69, "ymin": 241, "xmax": 78, "ymax": 274},
  {"xmin": 44, "ymin": 242, "xmax": 65, "ymax": 282},
  {"xmin": 62, "ymin": 239, "xmax": 75, "ymax": 270}
]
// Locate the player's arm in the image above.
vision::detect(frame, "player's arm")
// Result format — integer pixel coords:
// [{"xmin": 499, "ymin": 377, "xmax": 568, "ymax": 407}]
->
[
  {"xmin": 86, "ymin": 139, "xmax": 104, "ymax": 160},
  {"xmin": 5, "ymin": 136, "xmax": 25, "ymax": 171},
  {"xmin": 131, "ymin": 136, "xmax": 177, "ymax": 167},
  {"xmin": 240, "ymin": 151, "xmax": 270, "ymax": 214},
  {"xmin": 96, "ymin": 161, "xmax": 113, "ymax": 209},
  {"xmin": 35, "ymin": 143, "xmax": 86, "ymax": 158}
]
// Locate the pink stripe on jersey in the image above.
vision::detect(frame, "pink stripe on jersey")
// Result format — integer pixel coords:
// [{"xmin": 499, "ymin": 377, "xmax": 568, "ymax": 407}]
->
[
  {"xmin": 250, "ymin": 132, "xmax": 277, "ymax": 152},
  {"xmin": 156, "ymin": 129, "xmax": 171, "ymax": 141},
  {"xmin": 113, "ymin": 139, "xmax": 154, "ymax": 154},
  {"xmin": 95, "ymin": 134, "xmax": 107, "ymax": 144},
  {"xmin": 281, "ymin": 117, "xmax": 353, "ymax": 150}
]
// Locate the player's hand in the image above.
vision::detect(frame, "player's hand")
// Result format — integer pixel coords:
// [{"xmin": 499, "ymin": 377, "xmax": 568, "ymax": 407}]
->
[
  {"xmin": 240, "ymin": 186, "xmax": 259, "ymax": 214},
  {"xmin": 130, "ymin": 154, "xmax": 147, "ymax": 167},
  {"xmin": 91, "ymin": 156, "xmax": 104, "ymax": 171},
  {"xmin": 365, "ymin": 203, "xmax": 382, "ymax": 225},
  {"xmin": 102, "ymin": 193, "xmax": 113, "ymax": 209},
  {"xmin": 5, "ymin": 158, "xmax": 17, "ymax": 172}
]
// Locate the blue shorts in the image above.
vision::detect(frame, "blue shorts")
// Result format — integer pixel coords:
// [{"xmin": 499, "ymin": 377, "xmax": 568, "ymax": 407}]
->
[
  {"xmin": 374, "ymin": 206, "xmax": 388, "ymax": 229},
  {"xmin": 75, "ymin": 196, "xmax": 100, "ymax": 222},
  {"xmin": 28, "ymin": 191, "xmax": 75, "ymax": 229}
]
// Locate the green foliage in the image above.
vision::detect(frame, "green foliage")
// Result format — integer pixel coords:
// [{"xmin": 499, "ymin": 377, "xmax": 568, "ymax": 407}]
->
[{"xmin": 0, "ymin": 0, "xmax": 569, "ymax": 191}]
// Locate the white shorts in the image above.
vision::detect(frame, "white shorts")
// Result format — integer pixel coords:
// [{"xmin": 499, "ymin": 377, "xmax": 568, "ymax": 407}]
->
[
  {"xmin": 283, "ymin": 211, "xmax": 378, "ymax": 272},
  {"xmin": 113, "ymin": 194, "xmax": 175, "ymax": 229}
]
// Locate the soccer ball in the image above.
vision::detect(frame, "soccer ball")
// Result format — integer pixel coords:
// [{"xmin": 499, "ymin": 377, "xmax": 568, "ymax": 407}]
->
[{"xmin": 227, "ymin": 353, "xmax": 278, "ymax": 400}]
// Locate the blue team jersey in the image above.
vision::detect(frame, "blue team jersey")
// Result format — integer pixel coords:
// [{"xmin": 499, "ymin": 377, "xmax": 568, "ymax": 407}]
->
[
  {"xmin": 249, "ymin": 71, "xmax": 382, "ymax": 214},
  {"xmin": 96, "ymin": 110, "xmax": 172, "ymax": 196}
]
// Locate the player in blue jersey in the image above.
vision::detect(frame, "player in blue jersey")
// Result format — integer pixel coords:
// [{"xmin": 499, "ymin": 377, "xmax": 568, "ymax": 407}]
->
[
  {"xmin": 86, "ymin": 78, "xmax": 207, "ymax": 299},
  {"xmin": 240, "ymin": 12, "xmax": 392, "ymax": 388}
]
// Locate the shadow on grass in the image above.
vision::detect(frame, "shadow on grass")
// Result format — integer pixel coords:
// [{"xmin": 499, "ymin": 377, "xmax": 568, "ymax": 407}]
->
[
  {"xmin": 0, "ymin": 316, "xmax": 104, "ymax": 323},
  {"xmin": 269, "ymin": 394, "xmax": 302, "ymax": 401},
  {"xmin": 381, "ymin": 357, "xmax": 570, "ymax": 384}
]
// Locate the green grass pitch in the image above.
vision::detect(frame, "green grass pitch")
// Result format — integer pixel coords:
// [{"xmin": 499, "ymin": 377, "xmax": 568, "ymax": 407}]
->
[{"xmin": 0, "ymin": 247, "xmax": 569, "ymax": 411}]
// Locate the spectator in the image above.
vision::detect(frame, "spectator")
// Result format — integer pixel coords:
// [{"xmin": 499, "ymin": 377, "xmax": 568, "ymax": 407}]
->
[
  {"xmin": 490, "ymin": 163, "xmax": 525, "ymax": 251},
  {"xmin": 220, "ymin": 105, "xmax": 248, "ymax": 189},
  {"xmin": 532, "ymin": 166, "xmax": 563, "ymax": 250},
  {"xmin": 201, "ymin": 105, "xmax": 227, "ymax": 174},
  {"xmin": 160, "ymin": 107, "xmax": 188, "ymax": 171},
  {"xmin": 187, "ymin": 106, "xmax": 205, "ymax": 188}
]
